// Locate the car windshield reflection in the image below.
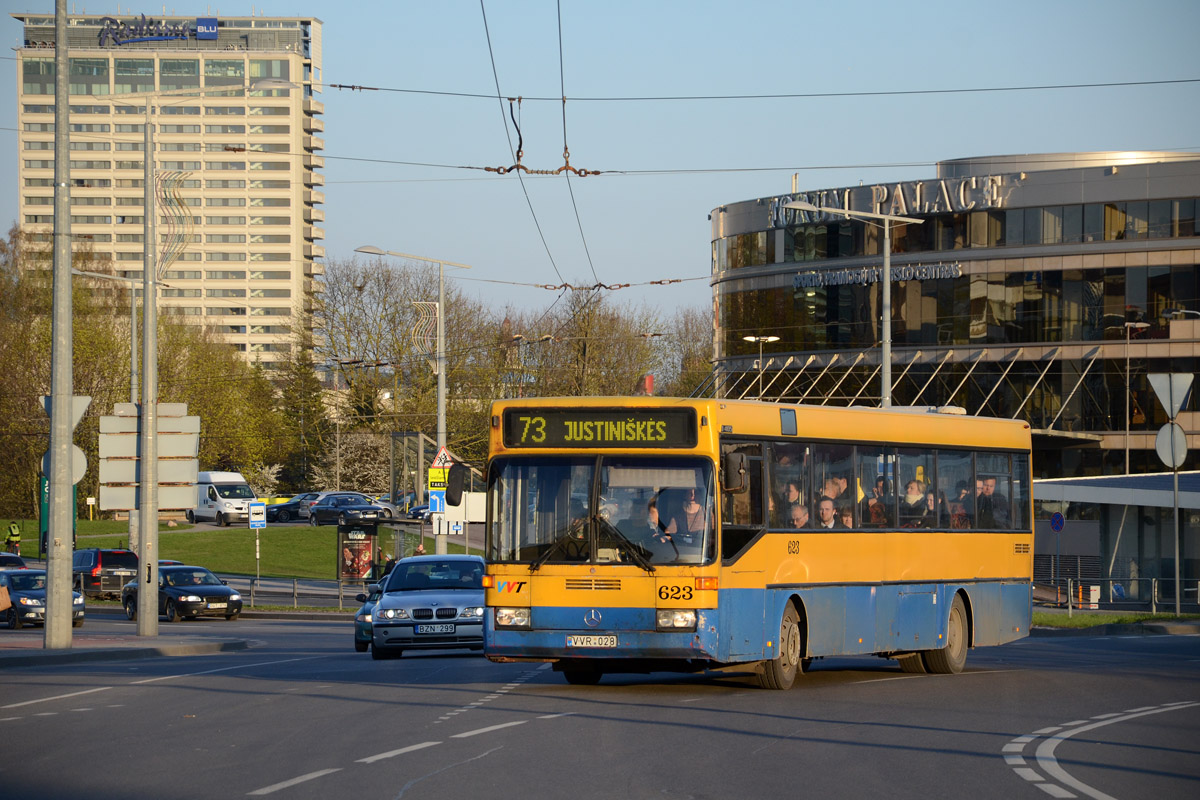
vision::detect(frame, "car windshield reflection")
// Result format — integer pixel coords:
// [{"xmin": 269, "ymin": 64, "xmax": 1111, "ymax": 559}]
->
[
  {"xmin": 384, "ymin": 561, "xmax": 484, "ymax": 592},
  {"xmin": 164, "ymin": 570, "xmax": 222, "ymax": 587}
]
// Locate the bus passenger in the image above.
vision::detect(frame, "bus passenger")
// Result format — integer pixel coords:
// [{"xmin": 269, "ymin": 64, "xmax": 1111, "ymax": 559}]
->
[
  {"xmin": 813, "ymin": 497, "xmax": 844, "ymax": 529},
  {"xmin": 788, "ymin": 503, "xmax": 809, "ymax": 529},
  {"xmin": 666, "ymin": 488, "xmax": 707, "ymax": 545},
  {"xmin": 900, "ymin": 480, "xmax": 926, "ymax": 525},
  {"xmin": 838, "ymin": 503, "xmax": 854, "ymax": 529}
]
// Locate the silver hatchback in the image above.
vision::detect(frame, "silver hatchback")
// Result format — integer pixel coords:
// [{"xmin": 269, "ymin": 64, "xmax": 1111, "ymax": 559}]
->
[{"xmin": 371, "ymin": 555, "xmax": 485, "ymax": 659}]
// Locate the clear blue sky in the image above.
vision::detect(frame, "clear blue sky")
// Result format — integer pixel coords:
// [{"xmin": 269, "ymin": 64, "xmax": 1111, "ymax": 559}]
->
[{"xmin": 3, "ymin": 0, "xmax": 1198, "ymax": 313}]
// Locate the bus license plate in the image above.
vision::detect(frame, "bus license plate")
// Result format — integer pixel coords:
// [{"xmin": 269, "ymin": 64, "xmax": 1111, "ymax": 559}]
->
[
  {"xmin": 566, "ymin": 635, "xmax": 616, "ymax": 648},
  {"xmin": 417, "ymin": 624, "xmax": 455, "ymax": 634}
]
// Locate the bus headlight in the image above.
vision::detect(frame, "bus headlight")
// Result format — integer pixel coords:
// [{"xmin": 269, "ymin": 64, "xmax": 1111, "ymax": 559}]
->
[
  {"xmin": 495, "ymin": 607, "xmax": 531, "ymax": 628},
  {"xmin": 656, "ymin": 609, "xmax": 696, "ymax": 631}
]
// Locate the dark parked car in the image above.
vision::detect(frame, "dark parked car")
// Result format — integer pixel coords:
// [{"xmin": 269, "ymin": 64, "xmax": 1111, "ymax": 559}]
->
[
  {"xmin": 371, "ymin": 555, "xmax": 485, "ymax": 659},
  {"xmin": 353, "ymin": 581, "xmax": 385, "ymax": 652},
  {"xmin": 406, "ymin": 503, "xmax": 430, "ymax": 520},
  {"xmin": 267, "ymin": 492, "xmax": 321, "ymax": 523},
  {"xmin": 2, "ymin": 569, "xmax": 85, "ymax": 629},
  {"xmin": 121, "ymin": 564, "xmax": 243, "ymax": 622},
  {"xmin": 72, "ymin": 548, "xmax": 138, "ymax": 599},
  {"xmin": 308, "ymin": 494, "xmax": 383, "ymax": 527},
  {"xmin": 0, "ymin": 553, "xmax": 27, "ymax": 570}
]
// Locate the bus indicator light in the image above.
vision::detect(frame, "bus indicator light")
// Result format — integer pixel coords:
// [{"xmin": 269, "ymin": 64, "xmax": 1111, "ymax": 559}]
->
[
  {"xmin": 695, "ymin": 577, "xmax": 718, "ymax": 591},
  {"xmin": 481, "ymin": 575, "xmax": 495, "ymax": 588}
]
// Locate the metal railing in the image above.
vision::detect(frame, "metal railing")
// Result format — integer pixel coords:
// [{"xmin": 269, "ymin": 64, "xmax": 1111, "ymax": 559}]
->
[{"xmin": 1046, "ymin": 578, "xmax": 1200, "ymax": 617}]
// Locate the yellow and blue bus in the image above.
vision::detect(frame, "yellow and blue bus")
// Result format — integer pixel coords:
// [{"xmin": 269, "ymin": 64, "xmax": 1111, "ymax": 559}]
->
[{"xmin": 473, "ymin": 397, "xmax": 1032, "ymax": 688}]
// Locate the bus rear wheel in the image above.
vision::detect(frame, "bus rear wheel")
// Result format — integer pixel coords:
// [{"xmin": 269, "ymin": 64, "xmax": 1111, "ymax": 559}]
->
[
  {"xmin": 758, "ymin": 604, "xmax": 802, "ymax": 690},
  {"xmin": 922, "ymin": 594, "xmax": 968, "ymax": 674}
]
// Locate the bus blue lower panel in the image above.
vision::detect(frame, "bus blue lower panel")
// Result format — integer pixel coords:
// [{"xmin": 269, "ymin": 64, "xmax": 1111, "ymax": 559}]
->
[{"xmin": 486, "ymin": 580, "xmax": 1030, "ymax": 665}]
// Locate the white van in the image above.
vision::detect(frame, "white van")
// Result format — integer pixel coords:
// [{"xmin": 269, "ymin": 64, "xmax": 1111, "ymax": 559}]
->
[{"xmin": 189, "ymin": 471, "xmax": 256, "ymax": 526}]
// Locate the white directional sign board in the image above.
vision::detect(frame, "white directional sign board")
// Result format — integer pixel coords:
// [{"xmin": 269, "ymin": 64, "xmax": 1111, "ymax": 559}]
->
[{"xmin": 98, "ymin": 402, "xmax": 201, "ymax": 511}]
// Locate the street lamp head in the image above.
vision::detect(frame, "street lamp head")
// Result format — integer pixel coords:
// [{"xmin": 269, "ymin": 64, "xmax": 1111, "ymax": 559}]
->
[
  {"xmin": 1162, "ymin": 308, "xmax": 1200, "ymax": 320},
  {"xmin": 355, "ymin": 245, "xmax": 386, "ymax": 256},
  {"xmin": 1125, "ymin": 321, "xmax": 1151, "ymax": 329},
  {"xmin": 743, "ymin": 335, "xmax": 780, "ymax": 343}
]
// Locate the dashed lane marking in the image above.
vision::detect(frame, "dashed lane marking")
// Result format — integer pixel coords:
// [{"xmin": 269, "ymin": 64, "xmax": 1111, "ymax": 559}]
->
[
  {"xmin": 1001, "ymin": 700, "xmax": 1199, "ymax": 799},
  {"xmin": 246, "ymin": 768, "xmax": 343, "ymax": 796},
  {"xmin": 451, "ymin": 720, "xmax": 527, "ymax": 738},
  {"xmin": 356, "ymin": 741, "xmax": 441, "ymax": 764},
  {"xmin": 2, "ymin": 686, "xmax": 112, "ymax": 709}
]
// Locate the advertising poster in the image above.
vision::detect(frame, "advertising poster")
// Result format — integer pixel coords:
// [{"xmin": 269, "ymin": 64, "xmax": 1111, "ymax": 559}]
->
[{"xmin": 336, "ymin": 527, "xmax": 377, "ymax": 581}]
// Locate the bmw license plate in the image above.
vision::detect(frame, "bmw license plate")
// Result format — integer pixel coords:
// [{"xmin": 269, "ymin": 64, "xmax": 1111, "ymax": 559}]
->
[
  {"xmin": 206, "ymin": 602, "xmax": 227, "ymax": 609},
  {"xmin": 417, "ymin": 623, "xmax": 455, "ymax": 634},
  {"xmin": 566, "ymin": 635, "xmax": 617, "ymax": 648}
]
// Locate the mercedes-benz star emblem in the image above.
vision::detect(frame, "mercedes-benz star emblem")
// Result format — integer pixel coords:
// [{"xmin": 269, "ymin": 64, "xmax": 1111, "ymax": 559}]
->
[{"xmin": 583, "ymin": 609, "xmax": 602, "ymax": 628}]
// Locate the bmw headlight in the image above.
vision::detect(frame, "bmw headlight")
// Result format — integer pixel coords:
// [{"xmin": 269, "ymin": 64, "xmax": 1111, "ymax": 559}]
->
[
  {"xmin": 459, "ymin": 606, "xmax": 484, "ymax": 619},
  {"xmin": 181, "ymin": 594, "xmax": 202, "ymax": 603},
  {"xmin": 356, "ymin": 612, "xmax": 372, "ymax": 623},
  {"xmin": 656, "ymin": 609, "xmax": 696, "ymax": 631},
  {"xmin": 19, "ymin": 597, "xmax": 43, "ymax": 606},
  {"xmin": 495, "ymin": 607, "xmax": 530, "ymax": 628},
  {"xmin": 378, "ymin": 608, "xmax": 410, "ymax": 620},
  {"xmin": 229, "ymin": 593, "xmax": 241, "ymax": 601}
]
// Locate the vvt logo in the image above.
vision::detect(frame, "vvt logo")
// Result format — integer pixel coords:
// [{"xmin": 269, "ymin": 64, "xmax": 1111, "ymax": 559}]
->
[
  {"xmin": 496, "ymin": 580, "xmax": 527, "ymax": 593},
  {"xmin": 196, "ymin": 18, "xmax": 218, "ymax": 40}
]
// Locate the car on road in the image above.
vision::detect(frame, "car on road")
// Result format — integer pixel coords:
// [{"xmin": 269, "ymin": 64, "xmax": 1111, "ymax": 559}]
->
[
  {"xmin": 121, "ymin": 564, "xmax": 243, "ymax": 622},
  {"xmin": 353, "ymin": 581, "xmax": 385, "ymax": 652},
  {"xmin": 0, "ymin": 553, "xmax": 27, "ymax": 570},
  {"xmin": 1, "ymin": 569, "xmax": 85, "ymax": 629},
  {"xmin": 266, "ymin": 492, "xmax": 321, "ymax": 523},
  {"xmin": 406, "ymin": 503, "xmax": 430, "ymax": 521},
  {"xmin": 308, "ymin": 493, "xmax": 383, "ymax": 527},
  {"xmin": 72, "ymin": 548, "xmax": 138, "ymax": 599},
  {"xmin": 371, "ymin": 554, "xmax": 485, "ymax": 659}
]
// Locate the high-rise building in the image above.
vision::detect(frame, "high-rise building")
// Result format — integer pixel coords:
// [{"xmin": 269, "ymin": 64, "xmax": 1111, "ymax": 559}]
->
[{"xmin": 13, "ymin": 12, "xmax": 325, "ymax": 366}]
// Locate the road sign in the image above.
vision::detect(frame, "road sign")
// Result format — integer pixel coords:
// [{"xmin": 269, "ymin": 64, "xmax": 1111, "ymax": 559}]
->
[
  {"xmin": 1148, "ymin": 373, "xmax": 1194, "ymax": 419},
  {"xmin": 431, "ymin": 446, "xmax": 453, "ymax": 468},
  {"xmin": 1155, "ymin": 423, "xmax": 1187, "ymax": 469},
  {"xmin": 41, "ymin": 395, "xmax": 91, "ymax": 430},
  {"xmin": 98, "ymin": 402, "xmax": 200, "ymax": 511},
  {"xmin": 248, "ymin": 501, "xmax": 266, "ymax": 529},
  {"xmin": 428, "ymin": 490, "xmax": 445, "ymax": 513},
  {"xmin": 42, "ymin": 444, "xmax": 87, "ymax": 485},
  {"xmin": 1050, "ymin": 512, "xmax": 1065, "ymax": 532}
]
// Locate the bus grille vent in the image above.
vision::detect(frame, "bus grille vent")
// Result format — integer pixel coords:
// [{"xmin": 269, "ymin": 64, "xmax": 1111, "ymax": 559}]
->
[
  {"xmin": 1014, "ymin": 543, "xmax": 1030, "ymax": 554},
  {"xmin": 565, "ymin": 578, "xmax": 622, "ymax": 591}
]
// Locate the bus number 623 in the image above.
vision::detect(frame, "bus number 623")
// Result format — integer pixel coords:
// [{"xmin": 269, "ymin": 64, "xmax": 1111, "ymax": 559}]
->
[{"xmin": 658, "ymin": 585, "xmax": 693, "ymax": 601}]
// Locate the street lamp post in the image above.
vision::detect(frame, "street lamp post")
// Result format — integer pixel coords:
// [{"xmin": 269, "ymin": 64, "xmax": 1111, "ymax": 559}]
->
[
  {"xmin": 1124, "ymin": 321, "xmax": 1150, "ymax": 473},
  {"xmin": 783, "ymin": 201, "xmax": 923, "ymax": 408},
  {"xmin": 742, "ymin": 335, "xmax": 780, "ymax": 399},
  {"xmin": 356, "ymin": 246, "xmax": 472, "ymax": 555}
]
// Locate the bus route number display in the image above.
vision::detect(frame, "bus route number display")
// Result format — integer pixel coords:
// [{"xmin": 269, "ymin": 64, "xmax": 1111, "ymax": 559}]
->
[{"xmin": 502, "ymin": 408, "xmax": 697, "ymax": 449}]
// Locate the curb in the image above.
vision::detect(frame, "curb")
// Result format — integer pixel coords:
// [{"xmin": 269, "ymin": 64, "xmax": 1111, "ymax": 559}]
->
[
  {"xmin": 1030, "ymin": 621, "xmax": 1200, "ymax": 637},
  {"xmin": 0, "ymin": 639, "xmax": 249, "ymax": 669}
]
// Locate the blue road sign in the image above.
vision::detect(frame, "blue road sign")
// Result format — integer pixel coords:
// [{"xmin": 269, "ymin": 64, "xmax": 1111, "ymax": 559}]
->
[
  {"xmin": 428, "ymin": 490, "xmax": 445, "ymax": 513},
  {"xmin": 249, "ymin": 501, "xmax": 267, "ymax": 529},
  {"xmin": 1050, "ymin": 511, "xmax": 1065, "ymax": 532}
]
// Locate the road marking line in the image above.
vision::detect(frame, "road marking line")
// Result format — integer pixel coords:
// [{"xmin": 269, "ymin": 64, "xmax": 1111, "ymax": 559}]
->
[
  {"xmin": 1002, "ymin": 743, "xmax": 1027, "ymax": 753},
  {"xmin": 2, "ymin": 686, "xmax": 112, "ymax": 709},
  {"xmin": 1011, "ymin": 735, "xmax": 1035, "ymax": 744},
  {"xmin": 1004, "ymin": 755, "xmax": 1026, "ymax": 765},
  {"xmin": 451, "ymin": 720, "xmax": 527, "ymax": 738},
  {"xmin": 247, "ymin": 768, "xmax": 342, "ymax": 796},
  {"xmin": 1014, "ymin": 767, "xmax": 1043, "ymax": 782},
  {"xmin": 538, "ymin": 712, "xmax": 576, "ymax": 719},
  {"xmin": 1033, "ymin": 727, "xmax": 1061, "ymax": 735},
  {"xmin": 1035, "ymin": 784, "xmax": 1076, "ymax": 798},
  {"xmin": 132, "ymin": 656, "xmax": 321, "ymax": 684},
  {"xmin": 357, "ymin": 741, "xmax": 440, "ymax": 764},
  {"xmin": 1035, "ymin": 702, "xmax": 1200, "ymax": 800},
  {"xmin": 1090, "ymin": 712, "xmax": 1121, "ymax": 719},
  {"xmin": 1061, "ymin": 719, "xmax": 1089, "ymax": 726},
  {"xmin": 1122, "ymin": 706, "xmax": 1155, "ymax": 713},
  {"xmin": 33, "ymin": 712, "xmax": 57, "ymax": 717}
]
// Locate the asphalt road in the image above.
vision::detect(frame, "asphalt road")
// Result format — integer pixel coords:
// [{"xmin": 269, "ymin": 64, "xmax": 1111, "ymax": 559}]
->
[{"xmin": 1, "ymin": 617, "xmax": 1197, "ymax": 800}]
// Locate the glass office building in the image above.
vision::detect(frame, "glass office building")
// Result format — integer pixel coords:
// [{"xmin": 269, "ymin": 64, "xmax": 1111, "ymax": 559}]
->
[
  {"xmin": 14, "ymin": 12, "xmax": 326, "ymax": 365},
  {"xmin": 711, "ymin": 152, "xmax": 1200, "ymax": 478}
]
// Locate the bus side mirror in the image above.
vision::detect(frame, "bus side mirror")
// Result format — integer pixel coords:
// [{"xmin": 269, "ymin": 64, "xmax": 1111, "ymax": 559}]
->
[
  {"xmin": 445, "ymin": 462, "xmax": 467, "ymax": 507},
  {"xmin": 723, "ymin": 452, "xmax": 748, "ymax": 494}
]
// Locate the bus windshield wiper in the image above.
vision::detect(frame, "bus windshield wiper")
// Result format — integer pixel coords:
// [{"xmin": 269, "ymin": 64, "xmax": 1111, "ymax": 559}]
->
[
  {"xmin": 596, "ymin": 517, "xmax": 655, "ymax": 573},
  {"xmin": 529, "ymin": 523, "xmax": 584, "ymax": 571}
]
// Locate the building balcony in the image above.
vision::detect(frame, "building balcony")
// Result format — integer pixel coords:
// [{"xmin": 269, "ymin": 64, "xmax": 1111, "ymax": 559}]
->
[
  {"xmin": 303, "ymin": 243, "xmax": 326, "ymax": 259},
  {"xmin": 304, "ymin": 207, "xmax": 326, "ymax": 223},
  {"xmin": 303, "ymin": 99, "xmax": 325, "ymax": 116},
  {"xmin": 304, "ymin": 189, "xmax": 326, "ymax": 205},
  {"xmin": 304, "ymin": 224, "xmax": 326, "ymax": 241},
  {"xmin": 303, "ymin": 171, "xmax": 325, "ymax": 187},
  {"xmin": 303, "ymin": 154, "xmax": 325, "ymax": 170},
  {"xmin": 303, "ymin": 135, "xmax": 325, "ymax": 152},
  {"xmin": 303, "ymin": 115, "xmax": 325, "ymax": 133}
]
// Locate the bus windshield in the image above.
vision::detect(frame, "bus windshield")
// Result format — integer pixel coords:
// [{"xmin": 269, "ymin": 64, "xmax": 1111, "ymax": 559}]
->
[{"xmin": 488, "ymin": 455, "xmax": 715, "ymax": 566}]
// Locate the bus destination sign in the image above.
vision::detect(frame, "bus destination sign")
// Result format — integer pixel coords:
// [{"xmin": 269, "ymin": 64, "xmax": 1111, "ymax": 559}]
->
[{"xmin": 502, "ymin": 408, "xmax": 697, "ymax": 449}]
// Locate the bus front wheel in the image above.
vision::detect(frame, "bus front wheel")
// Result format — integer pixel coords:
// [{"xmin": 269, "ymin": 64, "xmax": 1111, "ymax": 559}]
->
[
  {"xmin": 561, "ymin": 662, "xmax": 602, "ymax": 685},
  {"xmin": 758, "ymin": 604, "xmax": 802, "ymax": 690},
  {"xmin": 922, "ymin": 594, "xmax": 968, "ymax": 674}
]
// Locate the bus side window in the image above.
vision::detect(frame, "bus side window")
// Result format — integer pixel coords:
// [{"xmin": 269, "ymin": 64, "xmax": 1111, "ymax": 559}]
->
[{"xmin": 721, "ymin": 441, "xmax": 763, "ymax": 561}]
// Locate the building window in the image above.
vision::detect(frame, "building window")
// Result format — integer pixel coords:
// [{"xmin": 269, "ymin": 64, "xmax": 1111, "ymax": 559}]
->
[
  {"xmin": 114, "ymin": 58, "xmax": 154, "ymax": 94},
  {"xmin": 160, "ymin": 59, "xmax": 200, "ymax": 92},
  {"xmin": 23, "ymin": 58, "xmax": 54, "ymax": 95},
  {"xmin": 70, "ymin": 57, "xmax": 110, "ymax": 96},
  {"xmin": 206, "ymin": 270, "xmax": 247, "ymax": 280},
  {"xmin": 205, "ymin": 59, "xmax": 245, "ymax": 89}
]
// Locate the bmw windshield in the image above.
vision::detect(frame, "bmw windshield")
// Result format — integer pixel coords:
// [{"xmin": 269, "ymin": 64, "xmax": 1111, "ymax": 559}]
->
[{"xmin": 487, "ymin": 456, "xmax": 715, "ymax": 566}]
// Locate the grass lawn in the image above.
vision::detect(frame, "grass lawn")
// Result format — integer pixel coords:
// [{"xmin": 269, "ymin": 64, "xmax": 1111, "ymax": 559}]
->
[
  {"xmin": 1032, "ymin": 610, "xmax": 1200, "ymax": 628},
  {"xmin": 2, "ymin": 518, "xmax": 459, "ymax": 580}
]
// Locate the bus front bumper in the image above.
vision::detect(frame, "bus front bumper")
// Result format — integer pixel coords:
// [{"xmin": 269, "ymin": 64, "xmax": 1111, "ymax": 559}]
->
[{"xmin": 486, "ymin": 609, "xmax": 721, "ymax": 662}]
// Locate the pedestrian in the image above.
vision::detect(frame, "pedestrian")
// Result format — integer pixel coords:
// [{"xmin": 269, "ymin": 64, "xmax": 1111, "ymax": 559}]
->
[
  {"xmin": 414, "ymin": 542, "xmax": 426, "ymax": 556},
  {"xmin": 4, "ymin": 522, "xmax": 20, "ymax": 554}
]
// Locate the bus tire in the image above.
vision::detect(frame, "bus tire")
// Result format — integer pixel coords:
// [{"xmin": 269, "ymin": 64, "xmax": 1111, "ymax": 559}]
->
[
  {"xmin": 562, "ymin": 663, "xmax": 602, "ymax": 685},
  {"xmin": 922, "ymin": 594, "xmax": 968, "ymax": 674},
  {"xmin": 758, "ymin": 603, "xmax": 802, "ymax": 690},
  {"xmin": 897, "ymin": 654, "xmax": 927, "ymax": 673}
]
